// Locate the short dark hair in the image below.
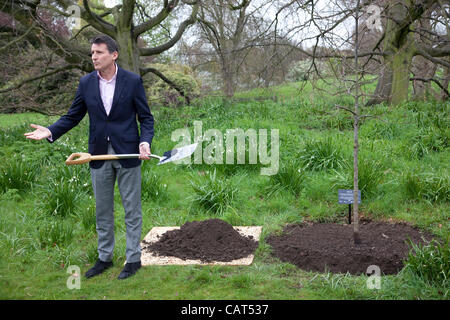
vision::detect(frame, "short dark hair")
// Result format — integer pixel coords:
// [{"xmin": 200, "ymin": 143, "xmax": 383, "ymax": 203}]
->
[{"xmin": 90, "ymin": 34, "xmax": 119, "ymax": 54}]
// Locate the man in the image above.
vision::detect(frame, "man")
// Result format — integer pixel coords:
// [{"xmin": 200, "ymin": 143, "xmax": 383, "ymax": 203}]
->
[{"xmin": 24, "ymin": 34, "xmax": 154, "ymax": 280}]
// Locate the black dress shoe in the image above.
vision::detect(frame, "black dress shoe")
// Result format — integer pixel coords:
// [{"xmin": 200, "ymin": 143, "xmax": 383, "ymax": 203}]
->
[
  {"xmin": 85, "ymin": 260, "xmax": 113, "ymax": 278},
  {"xmin": 118, "ymin": 261, "xmax": 141, "ymax": 280}
]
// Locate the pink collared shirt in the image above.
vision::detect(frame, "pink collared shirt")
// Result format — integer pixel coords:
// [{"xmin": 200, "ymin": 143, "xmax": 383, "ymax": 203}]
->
[{"xmin": 97, "ymin": 63, "xmax": 118, "ymax": 116}]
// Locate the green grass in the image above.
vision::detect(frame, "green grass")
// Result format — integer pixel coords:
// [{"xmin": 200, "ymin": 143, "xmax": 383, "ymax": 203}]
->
[
  {"xmin": 0, "ymin": 113, "xmax": 58, "ymax": 129},
  {"xmin": 404, "ymin": 238, "xmax": 449, "ymax": 289},
  {"xmin": 0, "ymin": 82, "xmax": 448, "ymax": 300}
]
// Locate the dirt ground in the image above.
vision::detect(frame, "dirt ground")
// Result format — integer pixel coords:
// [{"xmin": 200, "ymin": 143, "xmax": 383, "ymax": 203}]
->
[{"xmin": 266, "ymin": 220, "xmax": 435, "ymax": 275}]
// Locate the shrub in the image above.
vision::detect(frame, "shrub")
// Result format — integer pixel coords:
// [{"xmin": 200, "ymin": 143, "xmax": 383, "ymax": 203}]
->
[
  {"xmin": 190, "ymin": 170, "xmax": 237, "ymax": 214},
  {"xmin": 286, "ymin": 59, "xmax": 327, "ymax": 82},
  {"xmin": 144, "ymin": 63, "xmax": 201, "ymax": 107}
]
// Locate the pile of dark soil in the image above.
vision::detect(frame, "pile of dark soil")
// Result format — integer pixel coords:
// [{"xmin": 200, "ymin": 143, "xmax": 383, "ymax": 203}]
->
[
  {"xmin": 142, "ymin": 219, "xmax": 259, "ymax": 262},
  {"xmin": 266, "ymin": 220, "xmax": 435, "ymax": 275}
]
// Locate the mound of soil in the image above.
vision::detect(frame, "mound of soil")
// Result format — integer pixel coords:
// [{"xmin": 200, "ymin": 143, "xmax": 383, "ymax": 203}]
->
[
  {"xmin": 142, "ymin": 219, "xmax": 259, "ymax": 263},
  {"xmin": 266, "ymin": 220, "xmax": 435, "ymax": 275}
]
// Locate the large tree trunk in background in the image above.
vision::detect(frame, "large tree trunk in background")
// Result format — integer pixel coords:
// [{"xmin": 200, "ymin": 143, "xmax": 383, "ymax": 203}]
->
[
  {"xmin": 390, "ymin": 39, "xmax": 416, "ymax": 105},
  {"xmin": 116, "ymin": 31, "xmax": 140, "ymax": 74},
  {"xmin": 368, "ymin": 1, "xmax": 415, "ymax": 105},
  {"xmin": 221, "ymin": 50, "xmax": 236, "ymax": 98},
  {"xmin": 113, "ymin": 3, "xmax": 140, "ymax": 74},
  {"xmin": 367, "ymin": 0, "xmax": 434, "ymax": 106},
  {"xmin": 368, "ymin": 35, "xmax": 416, "ymax": 105}
]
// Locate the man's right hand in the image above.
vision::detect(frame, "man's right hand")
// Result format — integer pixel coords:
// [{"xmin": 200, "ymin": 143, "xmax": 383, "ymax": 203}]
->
[{"xmin": 24, "ymin": 124, "xmax": 52, "ymax": 141}]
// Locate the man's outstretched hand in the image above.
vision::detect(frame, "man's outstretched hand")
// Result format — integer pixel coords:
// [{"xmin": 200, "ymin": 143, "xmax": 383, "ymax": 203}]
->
[{"xmin": 24, "ymin": 124, "xmax": 51, "ymax": 141}]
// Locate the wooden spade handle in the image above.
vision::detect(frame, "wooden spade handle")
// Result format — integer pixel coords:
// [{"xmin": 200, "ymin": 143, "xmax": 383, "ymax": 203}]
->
[{"xmin": 65, "ymin": 153, "xmax": 125, "ymax": 165}]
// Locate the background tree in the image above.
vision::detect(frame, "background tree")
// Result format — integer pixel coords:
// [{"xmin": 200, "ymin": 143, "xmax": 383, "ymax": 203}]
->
[
  {"xmin": 366, "ymin": 0, "xmax": 450, "ymax": 105},
  {"xmin": 0, "ymin": 0, "xmax": 199, "ymax": 107}
]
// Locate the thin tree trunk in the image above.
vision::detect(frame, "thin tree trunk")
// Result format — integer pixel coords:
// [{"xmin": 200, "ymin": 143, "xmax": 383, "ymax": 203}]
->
[
  {"xmin": 222, "ymin": 53, "xmax": 236, "ymax": 98},
  {"xmin": 353, "ymin": 0, "xmax": 361, "ymax": 245}
]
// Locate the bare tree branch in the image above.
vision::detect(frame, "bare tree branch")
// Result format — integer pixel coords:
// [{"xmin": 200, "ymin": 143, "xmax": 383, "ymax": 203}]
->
[
  {"xmin": 82, "ymin": 0, "xmax": 116, "ymax": 36},
  {"xmin": 134, "ymin": 0, "xmax": 177, "ymax": 36},
  {"xmin": 0, "ymin": 24, "xmax": 35, "ymax": 53},
  {"xmin": 410, "ymin": 76, "xmax": 450, "ymax": 96},
  {"xmin": 416, "ymin": 45, "xmax": 450, "ymax": 67},
  {"xmin": 229, "ymin": 0, "xmax": 250, "ymax": 11},
  {"xmin": 139, "ymin": 2, "xmax": 198, "ymax": 56},
  {"xmin": 0, "ymin": 64, "xmax": 79, "ymax": 93}
]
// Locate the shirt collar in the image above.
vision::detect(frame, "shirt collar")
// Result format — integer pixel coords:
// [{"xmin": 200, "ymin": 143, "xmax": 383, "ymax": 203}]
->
[{"xmin": 97, "ymin": 63, "xmax": 118, "ymax": 83}]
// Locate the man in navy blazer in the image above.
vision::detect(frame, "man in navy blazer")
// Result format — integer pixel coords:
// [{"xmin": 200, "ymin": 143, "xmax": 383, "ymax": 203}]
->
[{"xmin": 25, "ymin": 35, "xmax": 154, "ymax": 279}]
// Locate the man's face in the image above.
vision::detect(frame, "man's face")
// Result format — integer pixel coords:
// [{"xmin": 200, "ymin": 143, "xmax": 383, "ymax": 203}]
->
[{"xmin": 91, "ymin": 43, "xmax": 118, "ymax": 72}]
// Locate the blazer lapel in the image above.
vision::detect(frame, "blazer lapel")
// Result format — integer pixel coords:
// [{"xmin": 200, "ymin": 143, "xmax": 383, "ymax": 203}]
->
[
  {"xmin": 109, "ymin": 66, "xmax": 126, "ymax": 118},
  {"xmin": 92, "ymin": 73, "xmax": 107, "ymax": 117}
]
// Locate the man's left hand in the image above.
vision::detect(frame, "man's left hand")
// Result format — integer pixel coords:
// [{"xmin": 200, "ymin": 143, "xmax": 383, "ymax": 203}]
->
[{"xmin": 139, "ymin": 142, "xmax": 151, "ymax": 160}]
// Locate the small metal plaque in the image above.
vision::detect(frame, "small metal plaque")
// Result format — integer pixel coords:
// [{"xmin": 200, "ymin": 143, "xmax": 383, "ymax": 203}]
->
[{"xmin": 338, "ymin": 189, "xmax": 361, "ymax": 204}]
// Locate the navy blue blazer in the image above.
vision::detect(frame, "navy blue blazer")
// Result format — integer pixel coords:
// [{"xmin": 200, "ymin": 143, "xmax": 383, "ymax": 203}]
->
[{"xmin": 47, "ymin": 65, "xmax": 154, "ymax": 169}]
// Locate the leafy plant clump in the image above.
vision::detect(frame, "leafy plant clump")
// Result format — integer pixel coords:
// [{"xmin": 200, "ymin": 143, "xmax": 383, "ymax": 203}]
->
[
  {"xmin": 141, "ymin": 169, "xmax": 168, "ymax": 201},
  {"xmin": 402, "ymin": 171, "xmax": 449, "ymax": 204},
  {"xmin": 38, "ymin": 218, "xmax": 74, "ymax": 248},
  {"xmin": 265, "ymin": 161, "xmax": 306, "ymax": 197},
  {"xmin": 190, "ymin": 169, "xmax": 237, "ymax": 214},
  {"xmin": 38, "ymin": 177, "xmax": 82, "ymax": 217},
  {"xmin": 330, "ymin": 158, "xmax": 384, "ymax": 199},
  {"xmin": 298, "ymin": 137, "xmax": 347, "ymax": 171},
  {"xmin": 404, "ymin": 238, "xmax": 449, "ymax": 288},
  {"xmin": 0, "ymin": 159, "xmax": 38, "ymax": 194}
]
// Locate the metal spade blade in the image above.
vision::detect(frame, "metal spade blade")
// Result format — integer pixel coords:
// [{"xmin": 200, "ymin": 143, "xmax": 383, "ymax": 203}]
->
[{"xmin": 156, "ymin": 142, "xmax": 198, "ymax": 165}]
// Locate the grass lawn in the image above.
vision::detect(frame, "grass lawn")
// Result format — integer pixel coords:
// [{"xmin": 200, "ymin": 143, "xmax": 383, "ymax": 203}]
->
[{"xmin": 0, "ymin": 83, "xmax": 448, "ymax": 300}]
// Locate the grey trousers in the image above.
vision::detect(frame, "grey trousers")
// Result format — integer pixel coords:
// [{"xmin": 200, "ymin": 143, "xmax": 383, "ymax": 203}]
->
[{"xmin": 90, "ymin": 143, "xmax": 142, "ymax": 263}]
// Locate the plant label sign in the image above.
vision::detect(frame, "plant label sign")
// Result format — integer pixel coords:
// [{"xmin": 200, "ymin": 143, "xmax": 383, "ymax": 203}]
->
[{"xmin": 338, "ymin": 189, "xmax": 361, "ymax": 204}]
